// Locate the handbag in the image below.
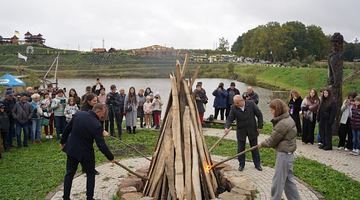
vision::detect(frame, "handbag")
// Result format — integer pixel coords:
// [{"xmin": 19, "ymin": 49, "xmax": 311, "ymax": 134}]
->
[
  {"xmin": 126, "ymin": 104, "xmax": 133, "ymax": 112},
  {"xmin": 42, "ymin": 118, "xmax": 50, "ymax": 126}
]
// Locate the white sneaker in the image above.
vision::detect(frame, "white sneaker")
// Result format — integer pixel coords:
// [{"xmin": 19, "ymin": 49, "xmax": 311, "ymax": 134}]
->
[
  {"xmin": 345, "ymin": 148, "xmax": 349, "ymax": 151},
  {"xmin": 45, "ymin": 135, "xmax": 49, "ymax": 139},
  {"xmin": 49, "ymin": 135, "xmax": 53, "ymax": 139},
  {"xmin": 337, "ymin": 147, "xmax": 344, "ymax": 150}
]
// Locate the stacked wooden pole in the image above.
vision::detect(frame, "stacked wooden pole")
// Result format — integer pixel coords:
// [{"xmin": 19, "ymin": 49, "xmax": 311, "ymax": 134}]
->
[{"xmin": 143, "ymin": 56, "xmax": 219, "ymax": 199}]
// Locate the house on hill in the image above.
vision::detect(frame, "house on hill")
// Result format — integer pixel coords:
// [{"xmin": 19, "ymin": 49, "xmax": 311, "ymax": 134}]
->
[
  {"xmin": 24, "ymin": 32, "xmax": 45, "ymax": 44},
  {"xmin": 92, "ymin": 48, "xmax": 107, "ymax": 53},
  {"xmin": 132, "ymin": 45, "xmax": 176, "ymax": 56},
  {"xmin": 0, "ymin": 35, "xmax": 19, "ymax": 45}
]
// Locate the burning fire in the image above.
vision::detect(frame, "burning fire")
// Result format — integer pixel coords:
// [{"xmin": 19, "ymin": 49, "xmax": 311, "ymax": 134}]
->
[{"xmin": 205, "ymin": 164, "xmax": 212, "ymax": 173}]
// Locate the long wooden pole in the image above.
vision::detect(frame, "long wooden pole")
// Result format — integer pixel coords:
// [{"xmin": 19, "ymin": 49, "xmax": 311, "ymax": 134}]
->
[
  {"xmin": 208, "ymin": 129, "xmax": 231, "ymax": 153},
  {"xmin": 114, "ymin": 161, "xmax": 149, "ymax": 180},
  {"xmin": 109, "ymin": 135, "xmax": 152, "ymax": 161},
  {"xmin": 209, "ymin": 145, "xmax": 259, "ymax": 170}
]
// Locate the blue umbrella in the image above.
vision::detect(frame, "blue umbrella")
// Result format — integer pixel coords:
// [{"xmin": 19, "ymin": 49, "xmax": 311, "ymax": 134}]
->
[{"xmin": 0, "ymin": 73, "xmax": 26, "ymax": 87}]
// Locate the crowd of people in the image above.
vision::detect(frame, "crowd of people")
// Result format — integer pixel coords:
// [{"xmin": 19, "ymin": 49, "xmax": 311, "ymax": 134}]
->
[{"xmin": 0, "ymin": 78, "xmax": 164, "ymax": 158}]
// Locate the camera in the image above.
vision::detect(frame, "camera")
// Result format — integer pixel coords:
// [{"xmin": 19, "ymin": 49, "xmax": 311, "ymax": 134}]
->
[{"xmin": 60, "ymin": 99, "xmax": 66, "ymax": 104}]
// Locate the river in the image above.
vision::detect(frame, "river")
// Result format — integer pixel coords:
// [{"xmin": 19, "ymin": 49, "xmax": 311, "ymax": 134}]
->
[{"xmin": 59, "ymin": 78, "xmax": 273, "ymax": 121}]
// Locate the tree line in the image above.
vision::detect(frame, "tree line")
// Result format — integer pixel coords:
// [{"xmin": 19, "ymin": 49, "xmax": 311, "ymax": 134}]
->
[{"xmin": 231, "ymin": 21, "xmax": 360, "ymax": 62}]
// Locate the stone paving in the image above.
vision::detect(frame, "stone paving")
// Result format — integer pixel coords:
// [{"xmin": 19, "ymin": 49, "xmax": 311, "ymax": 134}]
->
[
  {"xmin": 48, "ymin": 156, "xmax": 319, "ymax": 200},
  {"xmin": 203, "ymin": 128, "xmax": 360, "ymax": 182}
]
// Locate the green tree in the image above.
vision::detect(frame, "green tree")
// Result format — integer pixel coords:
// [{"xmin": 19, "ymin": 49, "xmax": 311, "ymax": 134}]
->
[
  {"xmin": 231, "ymin": 35, "xmax": 243, "ymax": 54},
  {"xmin": 216, "ymin": 37, "xmax": 229, "ymax": 52}
]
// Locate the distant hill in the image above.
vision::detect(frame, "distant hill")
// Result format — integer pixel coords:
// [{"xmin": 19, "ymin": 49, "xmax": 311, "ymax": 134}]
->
[{"xmin": 0, "ymin": 44, "xmax": 186, "ymax": 78}]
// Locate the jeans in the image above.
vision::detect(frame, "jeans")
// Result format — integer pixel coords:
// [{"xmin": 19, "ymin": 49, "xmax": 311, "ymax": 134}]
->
[
  {"xmin": 15, "ymin": 122, "xmax": 29, "ymax": 147},
  {"xmin": 108, "ymin": 107, "xmax": 123, "ymax": 138},
  {"xmin": 32, "ymin": 119, "xmax": 42, "ymax": 141},
  {"xmin": 214, "ymin": 108, "xmax": 225, "ymax": 120},
  {"xmin": 352, "ymin": 129, "xmax": 360, "ymax": 150},
  {"xmin": 54, "ymin": 116, "xmax": 67, "ymax": 140}
]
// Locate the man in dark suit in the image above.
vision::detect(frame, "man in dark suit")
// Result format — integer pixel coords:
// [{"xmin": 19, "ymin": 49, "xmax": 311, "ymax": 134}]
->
[
  {"xmin": 225, "ymin": 95, "xmax": 263, "ymax": 171},
  {"xmin": 60, "ymin": 103, "xmax": 115, "ymax": 200}
]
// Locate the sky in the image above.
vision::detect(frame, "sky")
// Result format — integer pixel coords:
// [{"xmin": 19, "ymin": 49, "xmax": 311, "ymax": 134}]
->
[{"xmin": 1, "ymin": 0, "xmax": 359, "ymax": 51}]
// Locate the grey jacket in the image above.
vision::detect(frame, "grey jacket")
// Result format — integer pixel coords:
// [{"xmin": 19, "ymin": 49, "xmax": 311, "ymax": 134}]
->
[
  {"xmin": 261, "ymin": 113, "xmax": 297, "ymax": 153},
  {"xmin": 12, "ymin": 101, "xmax": 32, "ymax": 124}
]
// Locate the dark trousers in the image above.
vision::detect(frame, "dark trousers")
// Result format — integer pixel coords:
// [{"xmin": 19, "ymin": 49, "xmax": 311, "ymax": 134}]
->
[
  {"xmin": 54, "ymin": 116, "xmax": 67, "ymax": 140},
  {"xmin": 63, "ymin": 156, "xmax": 96, "ymax": 200},
  {"xmin": 108, "ymin": 108, "xmax": 123, "ymax": 138},
  {"xmin": 338, "ymin": 118, "xmax": 353, "ymax": 149},
  {"xmin": 225, "ymin": 105, "xmax": 232, "ymax": 119},
  {"xmin": 214, "ymin": 108, "xmax": 225, "ymax": 120},
  {"xmin": 319, "ymin": 119, "xmax": 332, "ymax": 149},
  {"xmin": 15, "ymin": 122, "xmax": 29, "ymax": 147},
  {"xmin": 237, "ymin": 134, "xmax": 261, "ymax": 168},
  {"xmin": 290, "ymin": 113, "xmax": 302, "ymax": 135},
  {"xmin": 6, "ymin": 118, "xmax": 15, "ymax": 146},
  {"xmin": 302, "ymin": 115, "xmax": 316, "ymax": 144},
  {"xmin": 1, "ymin": 130, "xmax": 8, "ymax": 151}
]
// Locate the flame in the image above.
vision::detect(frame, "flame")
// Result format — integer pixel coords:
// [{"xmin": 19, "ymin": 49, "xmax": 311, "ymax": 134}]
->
[{"xmin": 205, "ymin": 164, "xmax": 211, "ymax": 173}]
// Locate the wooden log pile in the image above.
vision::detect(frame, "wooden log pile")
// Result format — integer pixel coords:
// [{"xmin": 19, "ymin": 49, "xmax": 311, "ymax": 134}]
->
[{"xmin": 143, "ymin": 56, "xmax": 219, "ymax": 199}]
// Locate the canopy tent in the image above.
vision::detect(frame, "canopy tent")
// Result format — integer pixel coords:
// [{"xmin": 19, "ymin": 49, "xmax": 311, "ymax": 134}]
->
[{"xmin": 0, "ymin": 73, "xmax": 26, "ymax": 87}]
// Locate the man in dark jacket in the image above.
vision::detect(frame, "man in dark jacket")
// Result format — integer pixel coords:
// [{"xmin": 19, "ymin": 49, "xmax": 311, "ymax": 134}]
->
[
  {"xmin": 226, "ymin": 82, "xmax": 240, "ymax": 118},
  {"xmin": 2, "ymin": 90, "xmax": 16, "ymax": 147},
  {"xmin": 225, "ymin": 95, "xmax": 264, "ymax": 171},
  {"xmin": 61, "ymin": 103, "xmax": 115, "ymax": 200},
  {"xmin": 92, "ymin": 78, "xmax": 104, "ymax": 96},
  {"xmin": 194, "ymin": 82, "xmax": 208, "ymax": 125},
  {"xmin": 243, "ymin": 86, "xmax": 259, "ymax": 105},
  {"xmin": 106, "ymin": 85, "xmax": 123, "ymax": 138},
  {"xmin": 12, "ymin": 93, "xmax": 32, "ymax": 147},
  {"xmin": 0, "ymin": 103, "xmax": 10, "ymax": 152}
]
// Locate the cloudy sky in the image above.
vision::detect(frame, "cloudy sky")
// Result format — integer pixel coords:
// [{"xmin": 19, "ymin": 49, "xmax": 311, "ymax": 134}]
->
[{"xmin": 1, "ymin": 0, "xmax": 359, "ymax": 50}]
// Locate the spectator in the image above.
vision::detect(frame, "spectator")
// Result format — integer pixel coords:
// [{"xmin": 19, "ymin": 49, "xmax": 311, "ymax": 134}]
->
[
  {"xmin": 338, "ymin": 92, "xmax": 357, "ymax": 150},
  {"xmin": 30, "ymin": 93, "xmax": 43, "ymax": 144},
  {"xmin": 152, "ymin": 93, "xmax": 163, "ymax": 129},
  {"xmin": 226, "ymin": 82, "xmax": 240, "ymax": 118},
  {"xmin": 143, "ymin": 96, "xmax": 153, "ymax": 129},
  {"xmin": 243, "ymin": 86, "xmax": 259, "ymax": 105},
  {"xmin": 124, "ymin": 87, "xmax": 138, "ymax": 133},
  {"xmin": 350, "ymin": 96, "xmax": 360, "ymax": 155},
  {"xmin": 97, "ymin": 88, "xmax": 107, "ymax": 104},
  {"xmin": 80, "ymin": 93, "xmax": 98, "ymax": 112},
  {"xmin": 194, "ymin": 82, "xmax": 208, "ymax": 125},
  {"xmin": 81, "ymin": 86, "xmax": 92, "ymax": 104},
  {"xmin": 51, "ymin": 89, "xmax": 68, "ymax": 140},
  {"xmin": 301, "ymin": 89, "xmax": 320, "ymax": 144},
  {"xmin": 64, "ymin": 97, "xmax": 79, "ymax": 123},
  {"xmin": 137, "ymin": 89, "xmax": 146, "ymax": 128},
  {"xmin": 2, "ymin": 90, "xmax": 16, "ymax": 147},
  {"xmin": 144, "ymin": 87, "xmax": 153, "ymax": 97},
  {"xmin": 12, "ymin": 92, "xmax": 32, "ymax": 147},
  {"xmin": 225, "ymin": 95, "xmax": 263, "ymax": 172},
  {"xmin": 288, "ymin": 90, "xmax": 303, "ymax": 135},
  {"xmin": 41, "ymin": 92, "xmax": 54, "ymax": 139},
  {"xmin": 68, "ymin": 88, "xmax": 81, "ymax": 106},
  {"xmin": 0, "ymin": 103, "xmax": 10, "ymax": 152},
  {"xmin": 106, "ymin": 85, "xmax": 123, "ymax": 138},
  {"xmin": 317, "ymin": 89, "xmax": 336, "ymax": 150},
  {"xmin": 92, "ymin": 78, "xmax": 104, "ymax": 96},
  {"xmin": 259, "ymin": 99, "xmax": 300, "ymax": 200},
  {"xmin": 212, "ymin": 82, "xmax": 228, "ymax": 120}
]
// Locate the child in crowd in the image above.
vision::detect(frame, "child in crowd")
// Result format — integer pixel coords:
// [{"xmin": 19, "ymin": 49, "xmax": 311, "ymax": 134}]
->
[
  {"xmin": 0, "ymin": 103, "xmax": 10, "ymax": 158},
  {"xmin": 64, "ymin": 97, "xmax": 79, "ymax": 123},
  {"xmin": 143, "ymin": 96, "xmax": 153, "ymax": 129},
  {"xmin": 350, "ymin": 96, "xmax": 360, "ymax": 155},
  {"xmin": 41, "ymin": 92, "xmax": 53, "ymax": 139},
  {"xmin": 152, "ymin": 93, "xmax": 163, "ymax": 129}
]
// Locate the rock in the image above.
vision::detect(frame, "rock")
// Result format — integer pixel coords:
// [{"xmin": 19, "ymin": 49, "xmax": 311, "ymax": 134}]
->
[
  {"xmin": 118, "ymin": 186, "xmax": 137, "ymax": 196},
  {"xmin": 119, "ymin": 177, "xmax": 144, "ymax": 191},
  {"xmin": 218, "ymin": 191, "xmax": 248, "ymax": 200},
  {"xmin": 121, "ymin": 192, "xmax": 143, "ymax": 200}
]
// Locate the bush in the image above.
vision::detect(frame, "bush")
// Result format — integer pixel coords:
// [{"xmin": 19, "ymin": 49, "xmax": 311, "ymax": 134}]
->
[{"xmin": 302, "ymin": 55, "xmax": 316, "ymax": 66}]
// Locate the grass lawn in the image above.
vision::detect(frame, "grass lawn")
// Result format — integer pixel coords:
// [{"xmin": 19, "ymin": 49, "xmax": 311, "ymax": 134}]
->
[{"xmin": 0, "ymin": 129, "xmax": 359, "ymax": 200}]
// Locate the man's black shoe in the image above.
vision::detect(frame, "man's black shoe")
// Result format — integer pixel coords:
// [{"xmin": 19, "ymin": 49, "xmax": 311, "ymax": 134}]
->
[
  {"xmin": 238, "ymin": 166, "xmax": 244, "ymax": 171},
  {"xmin": 255, "ymin": 166, "xmax": 263, "ymax": 171},
  {"xmin": 95, "ymin": 170, "xmax": 100, "ymax": 175}
]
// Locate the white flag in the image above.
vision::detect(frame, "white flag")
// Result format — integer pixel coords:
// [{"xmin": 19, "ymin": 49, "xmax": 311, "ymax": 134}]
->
[{"xmin": 18, "ymin": 52, "xmax": 27, "ymax": 62}]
